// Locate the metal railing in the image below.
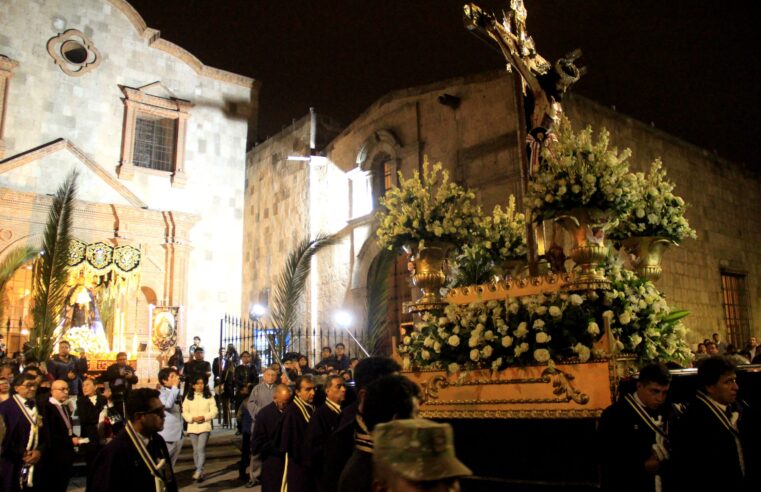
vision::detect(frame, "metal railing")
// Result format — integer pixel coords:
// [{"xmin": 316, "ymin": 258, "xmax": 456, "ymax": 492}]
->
[{"xmin": 218, "ymin": 314, "xmax": 362, "ymax": 369}]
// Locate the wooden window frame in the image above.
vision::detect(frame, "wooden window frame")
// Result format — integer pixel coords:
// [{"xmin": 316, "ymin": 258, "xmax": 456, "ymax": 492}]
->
[
  {"xmin": 118, "ymin": 86, "xmax": 191, "ymax": 187},
  {"xmin": 720, "ymin": 270, "xmax": 752, "ymax": 347}
]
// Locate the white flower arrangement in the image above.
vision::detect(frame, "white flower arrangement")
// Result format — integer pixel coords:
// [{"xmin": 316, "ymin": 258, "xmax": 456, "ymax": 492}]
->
[
  {"xmin": 376, "ymin": 158, "xmax": 481, "ymax": 251},
  {"xmin": 609, "ymin": 159, "xmax": 697, "ymax": 244},
  {"xmin": 527, "ymin": 116, "xmax": 636, "ymax": 221},
  {"xmin": 601, "ymin": 256, "xmax": 693, "ymax": 366},
  {"xmin": 399, "ymin": 291, "xmax": 603, "ymax": 371}
]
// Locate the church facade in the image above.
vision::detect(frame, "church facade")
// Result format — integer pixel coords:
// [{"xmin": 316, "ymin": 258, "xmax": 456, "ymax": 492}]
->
[
  {"xmin": 244, "ymin": 70, "xmax": 760, "ymax": 353},
  {"xmin": 0, "ymin": 0, "xmax": 257, "ymax": 373}
]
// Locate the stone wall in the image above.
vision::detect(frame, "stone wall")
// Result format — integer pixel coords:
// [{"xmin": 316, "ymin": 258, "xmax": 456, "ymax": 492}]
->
[{"xmin": 0, "ymin": 0, "xmax": 256, "ymax": 353}]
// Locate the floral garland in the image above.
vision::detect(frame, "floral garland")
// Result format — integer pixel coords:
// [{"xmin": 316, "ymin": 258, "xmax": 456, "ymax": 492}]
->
[
  {"xmin": 609, "ymin": 159, "xmax": 696, "ymax": 243},
  {"xmin": 399, "ymin": 293, "xmax": 604, "ymax": 372},
  {"xmin": 376, "ymin": 158, "xmax": 481, "ymax": 252},
  {"xmin": 527, "ymin": 116, "xmax": 636, "ymax": 221},
  {"xmin": 400, "ymin": 256, "xmax": 693, "ymax": 372}
]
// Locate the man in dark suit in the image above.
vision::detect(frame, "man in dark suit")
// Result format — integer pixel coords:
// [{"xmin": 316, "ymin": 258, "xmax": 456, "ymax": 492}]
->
[
  {"xmin": 76, "ymin": 378, "xmax": 107, "ymax": 476},
  {"xmin": 39, "ymin": 380, "xmax": 80, "ymax": 492},
  {"xmin": 671, "ymin": 356, "xmax": 749, "ymax": 491},
  {"xmin": 306, "ymin": 375, "xmax": 346, "ymax": 492},
  {"xmin": 46, "ymin": 341, "xmax": 87, "ymax": 396},
  {"xmin": 0, "ymin": 372, "xmax": 47, "ymax": 492},
  {"xmin": 87, "ymin": 388, "xmax": 177, "ymax": 492},
  {"xmin": 252, "ymin": 384, "xmax": 291, "ymax": 492},
  {"xmin": 278, "ymin": 375, "xmax": 316, "ymax": 492},
  {"xmin": 598, "ymin": 363, "xmax": 673, "ymax": 492}
]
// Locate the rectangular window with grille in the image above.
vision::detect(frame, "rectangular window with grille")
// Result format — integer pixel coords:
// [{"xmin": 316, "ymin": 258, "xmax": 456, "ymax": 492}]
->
[
  {"xmin": 132, "ymin": 114, "xmax": 176, "ymax": 172},
  {"xmin": 720, "ymin": 271, "xmax": 751, "ymax": 347}
]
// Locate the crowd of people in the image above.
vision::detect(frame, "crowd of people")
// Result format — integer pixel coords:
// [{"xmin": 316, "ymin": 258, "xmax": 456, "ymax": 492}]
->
[
  {"xmin": 692, "ymin": 333, "xmax": 760, "ymax": 366},
  {"xmin": 0, "ymin": 337, "xmax": 472, "ymax": 492},
  {"xmin": 598, "ymin": 356, "xmax": 758, "ymax": 492}
]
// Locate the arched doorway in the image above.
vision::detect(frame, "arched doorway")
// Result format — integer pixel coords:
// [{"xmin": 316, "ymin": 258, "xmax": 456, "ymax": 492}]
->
[
  {"xmin": 365, "ymin": 249, "xmax": 412, "ymax": 355},
  {"xmin": 0, "ymin": 260, "xmax": 34, "ymax": 354}
]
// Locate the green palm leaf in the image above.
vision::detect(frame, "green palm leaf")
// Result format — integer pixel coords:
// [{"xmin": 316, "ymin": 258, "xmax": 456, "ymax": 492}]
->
[
  {"xmin": 29, "ymin": 171, "xmax": 78, "ymax": 361},
  {"xmin": 0, "ymin": 245, "xmax": 38, "ymax": 324},
  {"xmin": 363, "ymin": 248, "xmax": 395, "ymax": 355},
  {"xmin": 270, "ymin": 233, "xmax": 337, "ymax": 357}
]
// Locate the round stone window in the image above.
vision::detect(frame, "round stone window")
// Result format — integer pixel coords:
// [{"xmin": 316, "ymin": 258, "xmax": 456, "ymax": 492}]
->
[
  {"xmin": 61, "ymin": 40, "xmax": 88, "ymax": 65},
  {"xmin": 47, "ymin": 29, "xmax": 101, "ymax": 77}
]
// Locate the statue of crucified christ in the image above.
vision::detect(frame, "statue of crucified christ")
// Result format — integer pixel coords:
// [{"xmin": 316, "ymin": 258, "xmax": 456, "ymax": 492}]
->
[{"xmin": 464, "ymin": 0, "xmax": 585, "ymax": 174}]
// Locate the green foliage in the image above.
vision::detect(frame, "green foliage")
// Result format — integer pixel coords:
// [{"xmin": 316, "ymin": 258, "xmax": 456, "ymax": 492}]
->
[
  {"xmin": 0, "ymin": 245, "xmax": 37, "ymax": 324},
  {"xmin": 29, "ymin": 172, "xmax": 78, "ymax": 361},
  {"xmin": 363, "ymin": 248, "xmax": 395, "ymax": 355},
  {"xmin": 270, "ymin": 233, "xmax": 337, "ymax": 357}
]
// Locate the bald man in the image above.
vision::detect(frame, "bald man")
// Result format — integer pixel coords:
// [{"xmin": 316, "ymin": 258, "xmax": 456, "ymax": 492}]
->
[
  {"xmin": 40, "ymin": 380, "xmax": 80, "ymax": 491},
  {"xmin": 252, "ymin": 384, "xmax": 292, "ymax": 492}
]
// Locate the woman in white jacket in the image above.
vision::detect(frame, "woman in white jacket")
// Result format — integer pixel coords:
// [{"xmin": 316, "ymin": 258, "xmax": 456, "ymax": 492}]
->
[{"xmin": 182, "ymin": 376, "xmax": 218, "ymax": 482}]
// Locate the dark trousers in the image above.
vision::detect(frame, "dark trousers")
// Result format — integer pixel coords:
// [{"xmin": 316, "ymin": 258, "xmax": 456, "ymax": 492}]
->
[{"xmin": 239, "ymin": 432, "xmax": 251, "ymax": 478}]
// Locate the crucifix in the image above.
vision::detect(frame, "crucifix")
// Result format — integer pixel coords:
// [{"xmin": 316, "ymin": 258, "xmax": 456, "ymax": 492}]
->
[{"xmin": 464, "ymin": 0, "xmax": 585, "ymax": 275}]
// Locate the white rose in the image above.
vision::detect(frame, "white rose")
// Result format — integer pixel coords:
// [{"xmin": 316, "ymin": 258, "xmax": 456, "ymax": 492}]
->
[
  {"xmin": 470, "ymin": 349, "xmax": 480, "ymax": 362},
  {"xmin": 573, "ymin": 343, "xmax": 591, "ymax": 362},
  {"xmin": 421, "ymin": 350, "xmax": 431, "ymax": 360},
  {"xmin": 484, "ymin": 330, "xmax": 495, "ymax": 341},
  {"xmin": 587, "ymin": 322, "xmax": 600, "ymax": 336},
  {"xmin": 491, "ymin": 358, "xmax": 503, "ymax": 371},
  {"xmin": 468, "ymin": 336, "xmax": 479, "ymax": 348},
  {"xmin": 534, "ymin": 348, "xmax": 551, "ymax": 363},
  {"xmin": 535, "ymin": 332, "xmax": 551, "ymax": 344},
  {"xmin": 569, "ymin": 294, "xmax": 584, "ymax": 306},
  {"xmin": 438, "ymin": 317, "xmax": 449, "ymax": 326},
  {"xmin": 535, "ymin": 306, "xmax": 547, "ymax": 316},
  {"xmin": 447, "ymin": 363, "xmax": 460, "ymax": 374},
  {"xmin": 548, "ymin": 306, "xmax": 562, "ymax": 318},
  {"xmin": 433, "ymin": 341, "xmax": 442, "ymax": 353},
  {"xmin": 533, "ymin": 319, "xmax": 545, "ymax": 330},
  {"xmin": 423, "ymin": 337, "xmax": 434, "ymax": 347},
  {"xmin": 619, "ymin": 312, "xmax": 632, "ymax": 325},
  {"xmin": 602, "ymin": 310, "xmax": 614, "ymax": 320},
  {"xmin": 403, "ymin": 336, "xmax": 411, "ymax": 345},
  {"xmin": 514, "ymin": 342, "xmax": 529, "ymax": 357},
  {"xmin": 514, "ymin": 323, "xmax": 529, "ymax": 338},
  {"xmin": 509, "ymin": 301, "xmax": 520, "ymax": 314},
  {"xmin": 501, "ymin": 335, "xmax": 514, "ymax": 348},
  {"xmin": 447, "ymin": 335, "xmax": 460, "ymax": 347},
  {"xmin": 629, "ymin": 333, "xmax": 643, "ymax": 348},
  {"xmin": 481, "ymin": 345, "xmax": 493, "ymax": 359}
]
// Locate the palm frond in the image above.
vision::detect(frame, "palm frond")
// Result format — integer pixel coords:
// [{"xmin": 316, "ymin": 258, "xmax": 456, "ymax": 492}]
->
[
  {"xmin": 363, "ymin": 248, "xmax": 395, "ymax": 355},
  {"xmin": 29, "ymin": 171, "xmax": 78, "ymax": 361},
  {"xmin": 0, "ymin": 245, "xmax": 38, "ymax": 323},
  {"xmin": 269, "ymin": 233, "xmax": 337, "ymax": 357}
]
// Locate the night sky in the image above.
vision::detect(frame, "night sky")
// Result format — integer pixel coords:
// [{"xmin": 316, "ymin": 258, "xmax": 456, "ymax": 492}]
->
[{"xmin": 128, "ymin": 0, "xmax": 758, "ymax": 168}]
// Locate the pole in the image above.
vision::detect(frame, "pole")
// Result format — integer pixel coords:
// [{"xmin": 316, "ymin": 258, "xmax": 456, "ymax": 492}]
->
[{"xmin": 341, "ymin": 326, "xmax": 370, "ymax": 357}]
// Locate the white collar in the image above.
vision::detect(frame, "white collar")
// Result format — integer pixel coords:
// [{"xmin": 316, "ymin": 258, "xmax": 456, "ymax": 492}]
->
[
  {"xmin": 49, "ymin": 397, "xmax": 64, "ymax": 407},
  {"xmin": 136, "ymin": 431, "xmax": 150, "ymax": 446},
  {"xmin": 705, "ymin": 394, "xmax": 728, "ymax": 413}
]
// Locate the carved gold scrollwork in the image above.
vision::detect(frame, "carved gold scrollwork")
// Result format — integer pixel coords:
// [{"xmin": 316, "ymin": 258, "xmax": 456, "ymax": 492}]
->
[
  {"xmin": 421, "ymin": 375, "xmax": 449, "ymax": 401},
  {"xmin": 542, "ymin": 366, "xmax": 589, "ymax": 405}
]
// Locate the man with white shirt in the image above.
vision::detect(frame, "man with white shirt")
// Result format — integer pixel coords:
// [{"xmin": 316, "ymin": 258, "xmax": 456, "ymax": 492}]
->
[
  {"xmin": 158, "ymin": 367, "xmax": 183, "ymax": 467},
  {"xmin": 672, "ymin": 356, "xmax": 749, "ymax": 491},
  {"xmin": 40, "ymin": 380, "xmax": 80, "ymax": 491},
  {"xmin": 0, "ymin": 372, "xmax": 46, "ymax": 492}
]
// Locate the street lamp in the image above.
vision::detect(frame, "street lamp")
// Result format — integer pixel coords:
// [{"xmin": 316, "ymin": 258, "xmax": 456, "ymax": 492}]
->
[
  {"xmin": 334, "ymin": 310, "xmax": 369, "ymax": 357},
  {"xmin": 249, "ymin": 304, "xmax": 266, "ymax": 321}
]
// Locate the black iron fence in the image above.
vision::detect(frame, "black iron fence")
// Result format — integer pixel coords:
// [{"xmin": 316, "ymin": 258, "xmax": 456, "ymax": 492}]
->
[{"xmin": 219, "ymin": 314, "xmax": 365, "ymax": 369}]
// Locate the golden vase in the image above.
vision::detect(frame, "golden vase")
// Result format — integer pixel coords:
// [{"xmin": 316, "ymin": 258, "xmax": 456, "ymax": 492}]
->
[
  {"xmin": 621, "ymin": 236, "xmax": 674, "ymax": 282},
  {"xmin": 407, "ymin": 243, "xmax": 451, "ymax": 313},
  {"xmin": 553, "ymin": 208, "xmax": 612, "ymax": 291}
]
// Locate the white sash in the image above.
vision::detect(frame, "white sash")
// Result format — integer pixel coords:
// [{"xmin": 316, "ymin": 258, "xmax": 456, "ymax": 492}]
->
[
  {"xmin": 13, "ymin": 395, "xmax": 40, "ymax": 488},
  {"xmin": 125, "ymin": 421, "xmax": 169, "ymax": 492}
]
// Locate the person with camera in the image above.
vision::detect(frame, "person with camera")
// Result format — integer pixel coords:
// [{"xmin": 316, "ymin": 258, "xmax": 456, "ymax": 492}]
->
[
  {"xmin": 158, "ymin": 367, "xmax": 184, "ymax": 467},
  {"xmin": 103, "ymin": 352, "xmax": 138, "ymax": 404}
]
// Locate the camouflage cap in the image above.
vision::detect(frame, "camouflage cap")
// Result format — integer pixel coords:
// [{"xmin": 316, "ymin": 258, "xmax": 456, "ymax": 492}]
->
[{"xmin": 373, "ymin": 418, "xmax": 472, "ymax": 482}]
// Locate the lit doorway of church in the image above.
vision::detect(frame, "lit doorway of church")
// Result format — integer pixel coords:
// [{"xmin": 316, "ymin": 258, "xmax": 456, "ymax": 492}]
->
[
  {"xmin": 1, "ymin": 260, "xmax": 34, "ymax": 354},
  {"xmin": 384, "ymin": 252, "xmax": 413, "ymax": 354}
]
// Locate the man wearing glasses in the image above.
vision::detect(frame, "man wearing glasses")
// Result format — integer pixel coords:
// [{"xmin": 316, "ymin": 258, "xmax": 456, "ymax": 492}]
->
[
  {"xmin": 39, "ymin": 380, "xmax": 80, "ymax": 491},
  {"xmin": 88, "ymin": 388, "xmax": 178, "ymax": 492},
  {"xmin": 0, "ymin": 373, "xmax": 46, "ymax": 492}
]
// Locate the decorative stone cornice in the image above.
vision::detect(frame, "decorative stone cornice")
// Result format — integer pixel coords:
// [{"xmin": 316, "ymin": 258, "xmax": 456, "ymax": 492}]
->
[
  {"xmin": 0, "ymin": 56, "xmax": 19, "ymax": 74},
  {"xmin": 0, "ymin": 138, "xmax": 148, "ymax": 208},
  {"xmin": 107, "ymin": 0, "xmax": 258, "ymax": 90}
]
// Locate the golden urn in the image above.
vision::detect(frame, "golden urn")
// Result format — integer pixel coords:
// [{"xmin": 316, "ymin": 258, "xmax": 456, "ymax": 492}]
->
[
  {"xmin": 405, "ymin": 242, "xmax": 452, "ymax": 313},
  {"xmin": 621, "ymin": 236, "xmax": 674, "ymax": 282},
  {"xmin": 553, "ymin": 208, "xmax": 612, "ymax": 291}
]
